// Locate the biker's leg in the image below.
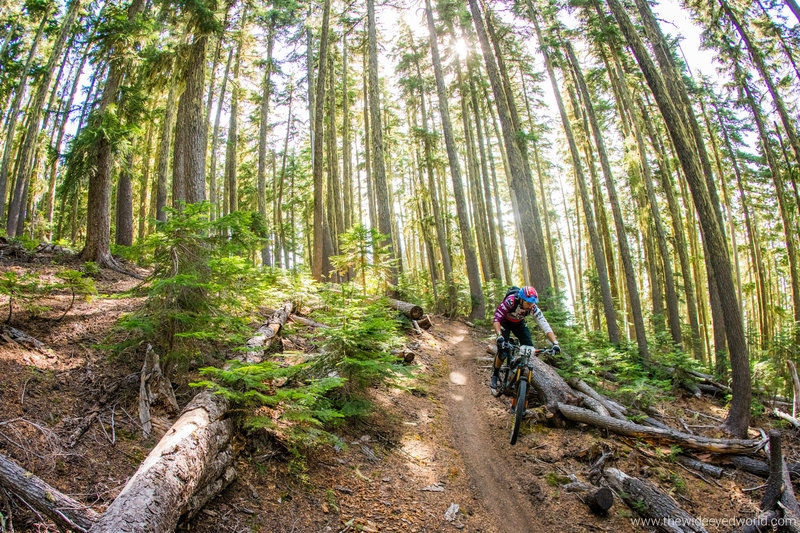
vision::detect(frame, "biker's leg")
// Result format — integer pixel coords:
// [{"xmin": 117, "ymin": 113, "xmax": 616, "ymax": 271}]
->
[
  {"xmin": 509, "ymin": 321, "xmax": 533, "ymax": 347},
  {"xmin": 494, "ymin": 324, "xmax": 512, "ymax": 374}
]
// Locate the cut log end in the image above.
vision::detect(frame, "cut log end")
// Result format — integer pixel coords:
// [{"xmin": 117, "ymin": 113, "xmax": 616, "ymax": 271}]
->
[{"xmin": 585, "ymin": 487, "xmax": 614, "ymax": 515}]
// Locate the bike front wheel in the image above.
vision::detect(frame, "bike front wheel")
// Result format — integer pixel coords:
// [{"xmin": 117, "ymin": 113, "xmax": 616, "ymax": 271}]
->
[{"xmin": 510, "ymin": 379, "xmax": 527, "ymax": 445}]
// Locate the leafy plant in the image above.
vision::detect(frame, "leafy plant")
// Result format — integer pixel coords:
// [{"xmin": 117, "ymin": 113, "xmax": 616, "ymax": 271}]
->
[
  {"xmin": 0, "ymin": 271, "xmax": 48, "ymax": 322},
  {"xmin": 113, "ymin": 202, "xmax": 272, "ymax": 363},
  {"xmin": 330, "ymin": 224, "xmax": 397, "ymax": 296},
  {"xmin": 54, "ymin": 269, "xmax": 97, "ymax": 320},
  {"xmin": 310, "ymin": 285, "xmax": 411, "ymax": 417},
  {"xmin": 193, "ymin": 359, "xmax": 345, "ymax": 472}
]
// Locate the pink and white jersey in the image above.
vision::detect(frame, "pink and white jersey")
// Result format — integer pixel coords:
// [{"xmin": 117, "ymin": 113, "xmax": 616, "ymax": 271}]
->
[{"xmin": 493, "ymin": 296, "xmax": 553, "ymax": 335}]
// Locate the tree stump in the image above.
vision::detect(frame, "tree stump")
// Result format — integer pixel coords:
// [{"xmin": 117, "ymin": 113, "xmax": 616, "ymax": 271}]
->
[{"xmin": 139, "ymin": 344, "xmax": 179, "ymax": 438}]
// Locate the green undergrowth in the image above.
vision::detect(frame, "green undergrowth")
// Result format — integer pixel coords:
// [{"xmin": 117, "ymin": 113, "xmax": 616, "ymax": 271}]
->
[{"xmin": 107, "ymin": 203, "xmax": 415, "ymax": 469}]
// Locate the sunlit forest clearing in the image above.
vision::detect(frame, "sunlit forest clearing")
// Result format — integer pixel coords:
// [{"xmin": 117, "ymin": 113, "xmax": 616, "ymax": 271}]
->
[{"xmin": 1, "ymin": 0, "xmax": 800, "ymax": 530}]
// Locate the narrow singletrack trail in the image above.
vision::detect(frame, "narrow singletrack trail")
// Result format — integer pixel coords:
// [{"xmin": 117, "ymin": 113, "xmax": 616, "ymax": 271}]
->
[{"xmin": 440, "ymin": 321, "xmax": 543, "ymax": 533}]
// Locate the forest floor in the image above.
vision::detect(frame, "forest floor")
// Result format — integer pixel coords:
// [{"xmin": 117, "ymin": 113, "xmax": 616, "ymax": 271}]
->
[{"xmin": 0, "ymin": 249, "xmax": 796, "ymax": 532}]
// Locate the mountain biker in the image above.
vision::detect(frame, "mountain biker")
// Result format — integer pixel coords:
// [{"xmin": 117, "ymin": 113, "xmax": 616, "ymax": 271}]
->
[{"xmin": 491, "ymin": 286, "xmax": 560, "ymax": 391}]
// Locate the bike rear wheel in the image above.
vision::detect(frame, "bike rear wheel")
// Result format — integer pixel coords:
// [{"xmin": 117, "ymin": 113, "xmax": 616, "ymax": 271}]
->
[{"xmin": 510, "ymin": 379, "xmax": 527, "ymax": 445}]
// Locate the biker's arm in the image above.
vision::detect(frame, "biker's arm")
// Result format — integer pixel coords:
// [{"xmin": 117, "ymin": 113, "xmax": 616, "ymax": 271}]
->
[{"xmin": 532, "ymin": 306, "xmax": 559, "ymax": 346}]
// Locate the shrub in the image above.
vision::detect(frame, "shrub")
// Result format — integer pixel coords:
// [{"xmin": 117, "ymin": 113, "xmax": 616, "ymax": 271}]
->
[{"xmin": 113, "ymin": 202, "xmax": 272, "ymax": 363}]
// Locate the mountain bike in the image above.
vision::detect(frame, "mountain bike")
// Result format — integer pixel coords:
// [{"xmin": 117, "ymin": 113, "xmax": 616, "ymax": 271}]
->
[{"xmin": 492, "ymin": 339, "xmax": 555, "ymax": 445}]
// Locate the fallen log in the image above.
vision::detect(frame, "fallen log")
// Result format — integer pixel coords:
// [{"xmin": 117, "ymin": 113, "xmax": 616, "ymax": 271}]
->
[
  {"xmin": 759, "ymin": 430, "xmax": 800, "ymax": 533},
  {"xmin": 687, "ymin": 370, "xmax": 731, "ymax": 393},
  {"xmin": 762, "ymin": 431, "xmax": 800, "ymax": 513},
  {"xmin": 87, "ymin": 392, "xmax": 235, "ymax": 533},
  {"xmin": 557, "ymin": 403, "xmax": 764, "ymax": 454},
  {"xmin": 729, "ymin": 455, "xmax": 800, "ymax": 480},
  {"xmin": 525, "ymin": 348, "xmax": 580, "ymax": 412},
  {"xmin": 0, "ymin": 452, "xmax": 99, "ymax": 532},
  {"xmin": 288, "ymin": 314, "xmax": 326, "ymax": 328},
  {"xmin": 246, "ymin": 302, "xmax": 295, "ymax": 362},
  {"xmin": 417, "ymin": 315, "xmax": 432, "ymax": 329},
  {"xmin": 789, "ymin": 361, "xmax": 800, "ymax": 417},
  {"xmin": 733, "ymin": 510, "xmax": 781, "ymax": 533},
  {"xmin": 0, "ymin": 324, "xmax": 49, "ymax": 353},
  {"xmin": 604, "ymin": 467, "xmax": 707, "ymax": 533},
  {"xmin": 262, "ymin": 306, "xmax": 326, "ymax": 329},
  {"xmin": 89, "ymin": 301, "xmax": 296, "ymax": 532},
  {"xmin": 573, "ymin": 390, "xmax": 610, "ymax": 417},
  {"xmin": 567, "ymin": 378, "xmax": 626, "ymax": 420},
  {"xmin": 676, "ymin": 456, "xmax": 724, "ymax": 479},
  {"xmin": 385, "ymin": 297, "xmax": 423, "ymax": 320}
]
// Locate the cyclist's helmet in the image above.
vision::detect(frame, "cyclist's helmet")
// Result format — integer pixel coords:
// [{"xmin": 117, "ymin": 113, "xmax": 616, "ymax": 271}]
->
[{"xmin": 518, "ymin": 286, "xmax": 539, "ymax": 303}]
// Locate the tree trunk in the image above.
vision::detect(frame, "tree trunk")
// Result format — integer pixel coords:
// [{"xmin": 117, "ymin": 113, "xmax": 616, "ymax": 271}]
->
[
  {"xmin": 180, "ymin": 36, "xmax": 207, "ymax": 205},
  {"xmin": 46, "ymin": 43, "xmax": 90, "ymax": 239},
  {"xmin": 341, "ymin": 34, "xmax": 353, "ymax": 235},
  {"xmin": 609, "ymin": 0, "xmax": 751, "ymax": 438},
  {"xmin": 6, "ymin": 0, "xmax": 79, "ymax": 236},
  {"xmin": 0, "ymin": 6, "xmax": 50, "ymax": 221},
  {"xmin": 275, "ymin": 86, "xmax": 294, "ymax": 269},
  {"xmin": 722, "ymin": 1, "xmax": 800, "ymax": 169},
  {"xmin": 155, "ymin": 83, "xmax": 178, "ymax": 223},
  {"xmin": 469, "ymin": 60, "xmax": 502, "ymax": 283},
  {"xmin": 258, "ymin": 22, "xmax": 276, "ymax": 267},
  {"xmin": 115, "ymin": 152, "xmax": 134, "ymax": 246},
  {"xmin": 311, "ymin": 0, "xmax": 331, "ymax": 281},
  {"xmin": 607, "ymin": 53, "xmax": 683, "ymax": 348},
  {"xmin": 414, "ymin": 52, "xmax": 455, "ymax": 312},
  {"xmin": 81, "ymin": 0, "xmax": 146, "ymax": 267},
  {"xmin": 566, "ymin": 41, "xmax": 648, "ymax": 358},
  {"xmin": 529, "ymin": 7, "xmax": 619, "ymax": 344},
  {"xmin": 786, "ymin": 0, "xmax": 800, "ymax": 23},
  {"xmin": 209, "ymin": 47, "xmax": 234, "ymax": 221},
  {"xmin": 224, "ymin": 12, "xmax": 246, "ymax": 215},
  {"xmin": 477, "ymin": 2, "xmax": 551, "ymax": 293},
  {"xmin": 367, "ymin": 0, "xmax": 397, "ymax": 289},
  {"xmin": 636, "ymin": 96, "xmax": 703, "ymax": 359},
  {"xmin": 729, "ymin": 50, "xmax": 800, "ymax": 335},
  {"xmin": 457, "ymin": 63, "xmax": 492, "ymax": 283},
  {"xmin": 425, "ymin": 0, "xmax": 485, "ymax": 319}
]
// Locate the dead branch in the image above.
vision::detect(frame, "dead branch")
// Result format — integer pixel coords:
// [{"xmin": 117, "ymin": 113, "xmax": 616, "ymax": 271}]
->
[
  {"xmin": 772, "ymin": 408, "xmax": 800, "ymax": 428},
  {"xmin": 557, "ymin": 403, "xmax": 764, "ymax": 454}
]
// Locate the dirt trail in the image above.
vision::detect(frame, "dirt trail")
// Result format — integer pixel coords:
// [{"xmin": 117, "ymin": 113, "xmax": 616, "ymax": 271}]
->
[{"xmin": 440, "ymin": 321, "xmax": 543, "ymax": 533}]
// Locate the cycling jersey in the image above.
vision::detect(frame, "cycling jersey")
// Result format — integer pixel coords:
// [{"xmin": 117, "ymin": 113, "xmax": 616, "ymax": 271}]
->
[{"xmin": 493, "ymin": 295, "xmax": 553, "ymax": 335}]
